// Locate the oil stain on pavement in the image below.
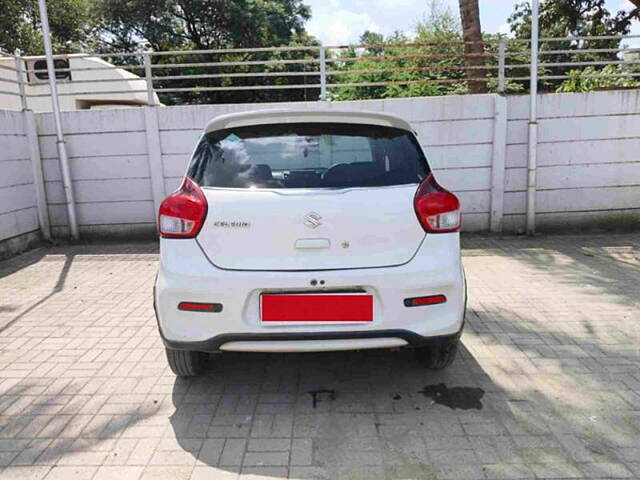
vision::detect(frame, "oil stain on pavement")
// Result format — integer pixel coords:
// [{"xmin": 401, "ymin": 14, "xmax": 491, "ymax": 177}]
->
[
  {"xmin": 308, "ymin": 389, "xmax": 336, "ymax": 408},
  {"xmin": 418, "ymin": 383, "xmax": 485, "ymax": 410}
]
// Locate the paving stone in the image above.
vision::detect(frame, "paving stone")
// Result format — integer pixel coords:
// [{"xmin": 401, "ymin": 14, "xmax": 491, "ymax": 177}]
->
[
  {"xmin": 190, "ymin": 465, "xmax": 239, "ymax": 479},
  {"xmin": 0, "ymin": 466, "xmax": 51, "ymax": 480},
  {"xmin": 287, "ymin": 466, "xmax": 331, "ymax": 479},
  {"xmin": 242, "ymin": 451, "xmax": 289, "ymax": 466},
  {"xmin": 240, "ymin": 466, "xmax": 288, "ymax": 478},
  {"xmin": 196, "ymin": 438, "xmax": 225, "ymax": 466},
  {"xmin": 436, "ymin": 463, "xmax": 484, "ymax": 480},
  {"xmin": 0, "ymin": 236, "xmax": 638, "ymax": 480},
  {"xmin": 529, "ymin": 462, "xmax": 584, "ymax": 479},
  {"xmin": 219, "ymin": 439, "xmax": 247, "ymax": 466},
  {"xmin": 578, "ymin": 462, "xmax": 635, "ymax": 478},
  {"xmin": 93, "ymin": 466, "xmax": 144, "ymax": 480},
  {"xmin": 482, "ymin": 463, "xmax": 536, "ymax": 479},
  {"xmin": 247, "ymin": 438, "xmax": 291, "ymax": 452},
  {"xmin": 148, "ymin": 450, "xmax": 197, "ymax": 466},
  {"xmin": 140, "ymin": 465, "xmax": 193, "ymax": 480},
  {"xmin": 42, "ymin": 465, "xmax": 98, "ymax": 479},
  {"xmin": 290, "ymin": 438, "xmax": 312, "ymax": 466}
]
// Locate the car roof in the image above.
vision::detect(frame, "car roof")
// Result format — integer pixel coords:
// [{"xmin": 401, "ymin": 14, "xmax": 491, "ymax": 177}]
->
[{"xmin": 204, "ymin": 108, "xmax": 414, "ymax": 133}]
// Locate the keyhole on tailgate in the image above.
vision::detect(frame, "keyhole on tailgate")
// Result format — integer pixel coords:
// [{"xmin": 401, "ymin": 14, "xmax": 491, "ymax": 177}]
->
[{"xmin": 310, "ymin": 279, "xmax": 325, "ymax": 286}]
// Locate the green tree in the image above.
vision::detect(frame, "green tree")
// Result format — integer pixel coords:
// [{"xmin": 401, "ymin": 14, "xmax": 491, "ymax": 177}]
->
[
  {"xmin": 509, "ymin": 0, "xmax": 639, "ymax": 39},
  {"xmin": 329, "ymin": 2, "xmax": 477, "ymax": 101},
  {"xmin": 458, "ymin": 0, "xmax": 486, "ymax": 93},
  {"xmin": 94, "ymin": 0, "xmax": 310, "ymax": 52},
  {"xmin": 92, "ymin": 0, "xmax": 314, "ymax": 104},
  {"xmin": 508, "ymin": 0, "xmax": 640, "ymax": 91},
  {"xmin": 0, "ymin": 0, "xmax": 95, "ymax": 54},
  {"xmin": 556, "ymin": 64, "xmax": 639, "ymax": 93}
]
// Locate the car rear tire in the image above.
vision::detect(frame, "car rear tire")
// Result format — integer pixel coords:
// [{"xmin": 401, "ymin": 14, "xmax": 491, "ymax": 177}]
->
[
  {"xmin": 415, "ymin": 339, "xmax": 459, "ymax": 370},
  {"xmin": 165, "ymin": 348, "xmax": 207, "ymax": 377}
]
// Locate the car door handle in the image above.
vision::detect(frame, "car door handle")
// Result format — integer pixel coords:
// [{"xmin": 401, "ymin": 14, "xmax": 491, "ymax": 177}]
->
[{"xmin": 295, "ymin": 238, "xmax": 331, "ymax": 249}]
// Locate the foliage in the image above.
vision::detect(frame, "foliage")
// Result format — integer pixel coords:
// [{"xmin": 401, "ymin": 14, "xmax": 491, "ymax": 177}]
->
[
  {"xmin": 508, "ymin": 0, "xmax": 640, "ymax": 92},
  {"xmin": 1, "ymin": 0, "xmax": 638, "ymax": 104},
  {"xmin": 152, "ymin": 32, "xmax": 321, "ymax": 105},
  {"xmin": 93, "ymin": 0, "xmax": 310, "ymax": 52},
  {"xmin": 509, "ymin": 0, "xmax": 638, "ymax": 40},
  {"xmin": 556, "ymin": 64, "xmax": 640, "ymax": 93},
  {"xmin": 0, "ymin": 0, "xmax": 95, "ymax": 54},
  {"xmin": 93, "ymin": 0, "xmax": 315, "ymax": 104},
  {"xmin": 481, "ymin": 33, "xmax": 527, "ymax": 95},
  {"xmin": 328, "ymin": 3, "xmax": 470, "ymax": 101},
  {"xmin": 325, "ymin": 1, "xmax": 531, "ymax": 102}
]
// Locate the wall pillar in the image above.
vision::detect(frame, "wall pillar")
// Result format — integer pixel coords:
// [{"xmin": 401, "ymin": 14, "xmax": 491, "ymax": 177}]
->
[
  {"xmin": 144, "ymin": 106, "xmax": 165, "ymax": 222},
  {"xmin": 489, "ymin": 94, "xmax": 507, "ymax": 233},
  {"xmin": 23, "ymin": 110, "xmax": 51, "ymax": 241}
]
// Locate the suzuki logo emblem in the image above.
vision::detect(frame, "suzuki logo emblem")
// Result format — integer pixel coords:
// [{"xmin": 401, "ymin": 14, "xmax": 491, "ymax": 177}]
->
[{"xmin": 304, "ymin": 212, "xmax": 322, "ymax": 228}]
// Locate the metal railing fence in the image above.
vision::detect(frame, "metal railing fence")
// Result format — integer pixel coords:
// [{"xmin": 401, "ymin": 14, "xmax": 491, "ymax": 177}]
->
[{"xmin": 1, "ymin": 35, "xmax": 640, "ymax": 107}]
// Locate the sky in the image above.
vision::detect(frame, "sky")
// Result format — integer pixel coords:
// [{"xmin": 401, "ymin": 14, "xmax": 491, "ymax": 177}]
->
[{"xmin": 303, "ymin": 0, "xmax": 640, "ymax": 45}]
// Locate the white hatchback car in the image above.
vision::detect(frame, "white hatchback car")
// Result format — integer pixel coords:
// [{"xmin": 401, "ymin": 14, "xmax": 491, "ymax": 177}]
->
[{"xmin": 155, "ymin": 109, "xmax": 466, "ymax": 377}]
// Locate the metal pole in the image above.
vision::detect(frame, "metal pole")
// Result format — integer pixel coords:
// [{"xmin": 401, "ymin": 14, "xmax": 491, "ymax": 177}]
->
[
  {"xmin": 319, "ymin": 47, "xmax": 327, "ymax": 101},
  {"xmin": 143, "ymin": 52, "xmax": 156, "ymax": 105},
  {"xmin": 497, "ymin": 40, "xmax": 506, "ymax": 93},
  {"xmin": 37, "ymin": 0, "xmax": 79, "ymax": 240},
  {"xmin": 526, "ymin": 0, "xmax": 539, "ymax": 235},
  {"xmin": 13, "ymin": 49, "xmax": 28, "ymax": 110}
]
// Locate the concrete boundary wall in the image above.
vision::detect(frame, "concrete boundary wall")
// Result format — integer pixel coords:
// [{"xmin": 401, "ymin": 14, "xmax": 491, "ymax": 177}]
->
[
  {"xmin": 0, "ymin": 110, "xmax": 41, "ymax": 256},
  {"xmin": 505, "ymin": 91, "xmax": 640, "ymax": 231},
  {"xmin": 1, "ymin": 89, "xmax": 639, "ymax": 243}
]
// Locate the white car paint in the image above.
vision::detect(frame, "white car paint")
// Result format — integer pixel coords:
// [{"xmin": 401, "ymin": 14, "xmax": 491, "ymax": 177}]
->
[
  {"xmin": 203, "ymin": 109, "xmax": 414, "ymax": 133},
  {"xmin": 156, "ymin": 233, "xmax": 465, "ymax": 350},
  {"xmin": 196, "ymin": 185, "xmax": 425, "ymax": 271}
]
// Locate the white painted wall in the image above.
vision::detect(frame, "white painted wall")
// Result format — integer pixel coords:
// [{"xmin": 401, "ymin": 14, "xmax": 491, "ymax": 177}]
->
[
  {"xmin": 505, "ymin": 90, "xmax": 640, "ymax": 231},
  {"xmin": 35, "ymin": 108, "xmax": 154, "ymax": 235},
  {"xmin": 0, "ymin": 110, "xmax": 38, "ymax": 243},
  {"xmin": 3, "ymin": 89, "xmax": 639, "ymax": 239}
]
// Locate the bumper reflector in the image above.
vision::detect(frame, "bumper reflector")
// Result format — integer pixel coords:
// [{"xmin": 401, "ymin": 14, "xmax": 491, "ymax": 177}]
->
[
  {"xmin": 404, "ymin": 295, "xmax": 447, "ymax": 307},
  {"xmin": 178, "ymin": 302, "xmax": 223, "ymax": 313}
]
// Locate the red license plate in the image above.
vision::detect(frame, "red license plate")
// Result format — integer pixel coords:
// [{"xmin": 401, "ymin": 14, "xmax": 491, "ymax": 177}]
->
[{"xmin": 261, "ymin": 294, "xmax": 373, "ymax": 323}]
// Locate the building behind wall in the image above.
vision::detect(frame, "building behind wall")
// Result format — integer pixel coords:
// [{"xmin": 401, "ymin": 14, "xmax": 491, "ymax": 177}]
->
[{"xmin": 0, "ymin": 54, "xmax": 160, "ymax": 112}]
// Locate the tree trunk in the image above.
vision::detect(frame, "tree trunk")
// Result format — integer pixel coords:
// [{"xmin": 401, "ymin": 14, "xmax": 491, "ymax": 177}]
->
[{"xmin": 458, "ymin": 0, "xmax": 487, "ymax": 94}]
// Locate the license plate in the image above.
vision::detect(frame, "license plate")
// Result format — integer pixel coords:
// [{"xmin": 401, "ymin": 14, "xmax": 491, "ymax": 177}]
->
[{"xmin": 260, "ymin": 294, "xmax": 373, "ymax": 323}]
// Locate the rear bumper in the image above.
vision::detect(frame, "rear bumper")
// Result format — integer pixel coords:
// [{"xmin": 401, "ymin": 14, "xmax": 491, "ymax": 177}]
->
[
  {"xmin": 159, "ymin": 327, "xmax": 464, "ymax": 352},
  {"xmin": 155, "ymin": 234, "xmax": 465, "ymax": 353}
]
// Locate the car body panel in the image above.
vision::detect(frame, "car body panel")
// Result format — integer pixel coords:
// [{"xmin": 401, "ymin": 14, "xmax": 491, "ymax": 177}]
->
[
  {"xmin": 155, "ymin": 233, "xmax": 465, "ymax": 351},
  {"xmin": 196, "ymin": 185, "xmax": 426, "ymax": 271},
  {"xmin": 204, "ymin": 109, "xmax": 414, "ymax": 134}
]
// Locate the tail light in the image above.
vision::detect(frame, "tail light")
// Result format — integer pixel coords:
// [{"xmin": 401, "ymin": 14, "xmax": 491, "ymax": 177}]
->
[
  {"xmin": 158, "ymin": 177, "xmax": 208, "ymax": 238},
  {"xmin": 414, "ymin": 174, "xmax": 461, "ymax": 233}
]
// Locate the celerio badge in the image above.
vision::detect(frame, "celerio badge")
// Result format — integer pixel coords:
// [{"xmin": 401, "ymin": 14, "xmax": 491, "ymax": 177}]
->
[
  {"xmin": 304, "ymin": 212, "xmax": 322, "ymax": 228},
  {"xmin": 213, "ymin": 221, "xmax": 251, "ymax": 228}
]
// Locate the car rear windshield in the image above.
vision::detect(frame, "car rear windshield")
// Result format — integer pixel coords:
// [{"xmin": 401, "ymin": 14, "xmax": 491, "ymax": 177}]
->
[{"xmin": 187, "ymin": 123, "xmax": 430, "ymax": 189}]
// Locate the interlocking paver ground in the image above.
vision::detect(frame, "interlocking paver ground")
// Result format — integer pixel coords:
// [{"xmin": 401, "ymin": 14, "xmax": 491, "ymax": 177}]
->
[{"xmin": 0, "ymin": 233, "xmax": 639, "ymax": 480}]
